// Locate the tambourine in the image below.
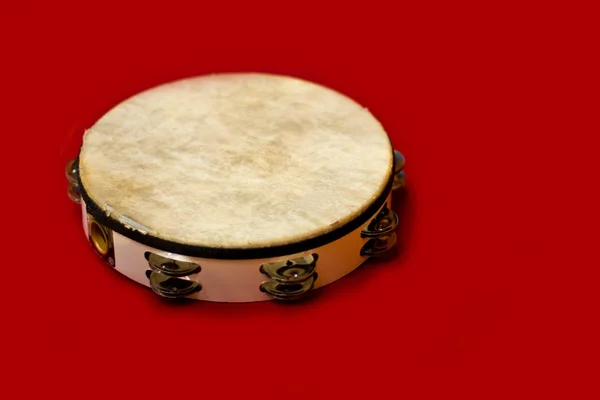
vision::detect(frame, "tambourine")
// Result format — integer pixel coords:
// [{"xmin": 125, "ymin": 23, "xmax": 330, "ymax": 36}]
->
[{"xmin": 65, "ymin": 73, "xmax": 406, "ymax": 303}]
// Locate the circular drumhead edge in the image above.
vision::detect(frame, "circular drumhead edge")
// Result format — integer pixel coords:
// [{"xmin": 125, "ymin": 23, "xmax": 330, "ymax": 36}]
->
[{"xmin": 79, "ymin": 73, "xmax": 393, "ymax": 249}]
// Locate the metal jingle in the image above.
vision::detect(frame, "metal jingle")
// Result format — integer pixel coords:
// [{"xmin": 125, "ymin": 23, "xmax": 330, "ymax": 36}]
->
[
  {"xmin": 65, "ymin": 158, "xmax": 78, "ymax": 184},
  {"xmin": 360, "ymin": 233, "xmax": 398, "ymax": 257},
  {"xmin": 260, "ymin": 274, "xmax": 318, "ymax": 301},
  {"xmin": 291, "ymin": 253, "xmax": 319, "ymax": 266},
  {"xmin": 393, "ymin": 150, "xmax": 405, "ymax": 174},
  {"xmin": 259, "ymin": 254, "xmax": 318, "ymax": 284},
  {"xmin": 67, "ymin": 182, "xmax": 81, "ymax": 204},
  {"xmin": 145, "ymin": 252, "xmax": 201, "ymax": 277},
  {"xmin": 392, "ymin": 171, "xmax": 406, "ymax": 191},
  {"xmin": 145, "ymin": 270, "xmax": 202, "ymax": 298},
  {"xmin": 362, "ymin": 206, "xmax": 399, "ymax": 238}
]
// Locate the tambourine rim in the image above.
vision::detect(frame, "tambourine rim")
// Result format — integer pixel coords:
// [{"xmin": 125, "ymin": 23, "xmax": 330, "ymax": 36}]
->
[{"xmin": 75, "ymin": 153, "xmax": 395, "ymax": 260}]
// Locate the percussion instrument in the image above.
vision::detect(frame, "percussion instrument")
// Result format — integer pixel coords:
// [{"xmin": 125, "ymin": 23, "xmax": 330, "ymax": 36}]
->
[{"xmin": 65, "ymin": 72, "xmax": 406, "ymax": 302}]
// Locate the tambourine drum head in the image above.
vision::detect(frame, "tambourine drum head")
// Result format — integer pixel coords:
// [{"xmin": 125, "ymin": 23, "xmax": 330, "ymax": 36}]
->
[{"xmin": 78, "ymin": 73, "xmax": 394, "ymax": 250}]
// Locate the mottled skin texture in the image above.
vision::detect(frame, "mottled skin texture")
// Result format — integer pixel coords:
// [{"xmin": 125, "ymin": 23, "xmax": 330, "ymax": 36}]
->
[{"xmin": 79, "ymin": 73, "xmax": 393, "ymax": 249}]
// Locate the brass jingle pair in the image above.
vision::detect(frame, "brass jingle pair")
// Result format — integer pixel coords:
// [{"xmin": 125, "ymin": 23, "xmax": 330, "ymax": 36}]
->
[
  {"xmin": 144, "ymin": 253, "xmax": 202, "ymax": 298},
  {"xmin": 259, "ymin": 254, "xmax": 319, "ymax": 301}
]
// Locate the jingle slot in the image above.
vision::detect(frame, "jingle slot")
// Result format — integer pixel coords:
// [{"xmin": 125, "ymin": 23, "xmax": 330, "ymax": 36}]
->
[
  {"xmin": 90, "ymin": 221, "xmax": 109, "ymax": 256},
  {"xmin": 86, "ymin": 215, "xmax": 115, "ymax": 266}
]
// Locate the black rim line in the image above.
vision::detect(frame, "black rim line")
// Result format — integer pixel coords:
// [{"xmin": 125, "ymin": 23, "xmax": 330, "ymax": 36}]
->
[{"xmin": 76, "ymin": 155, "xmax": 394, "ymax": 260}]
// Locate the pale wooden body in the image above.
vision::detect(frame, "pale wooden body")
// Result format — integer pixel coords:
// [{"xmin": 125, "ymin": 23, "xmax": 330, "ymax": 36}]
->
[{"xmin": 81, "ymin": 196, "xmax": 392, "ymax": 302}]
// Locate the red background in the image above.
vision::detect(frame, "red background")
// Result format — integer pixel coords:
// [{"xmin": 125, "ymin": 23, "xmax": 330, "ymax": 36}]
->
[{"xmin": 2, "ymin": 1, "xmax": 598, "ymax": 398}]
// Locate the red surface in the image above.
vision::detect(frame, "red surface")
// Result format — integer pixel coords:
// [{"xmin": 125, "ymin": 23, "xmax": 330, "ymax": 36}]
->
[{"xmin": 3, "ymin": 1, "xmax": 598, "ymax": 398}]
